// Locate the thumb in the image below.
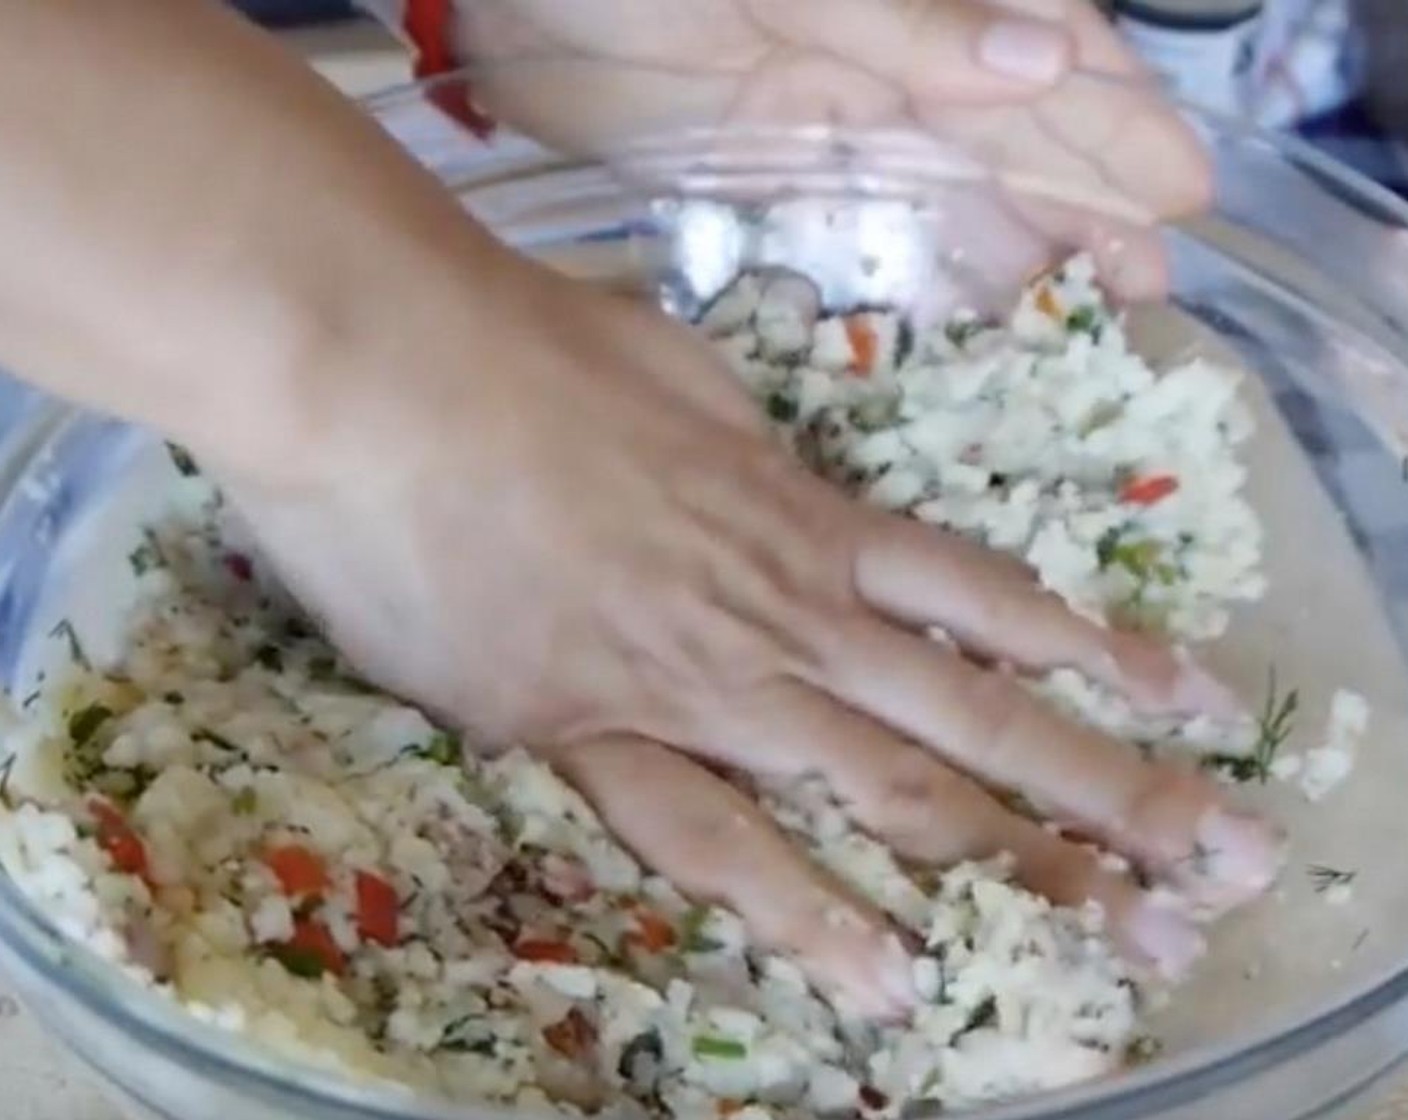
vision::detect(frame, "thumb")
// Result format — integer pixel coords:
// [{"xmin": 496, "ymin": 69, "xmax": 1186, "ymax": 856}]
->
[{"xmin": 751, "ymin": 0, "xmax": 1074, "ymax": 103}]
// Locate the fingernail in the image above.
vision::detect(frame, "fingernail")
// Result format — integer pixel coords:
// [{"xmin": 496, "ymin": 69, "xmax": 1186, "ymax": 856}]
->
[
  {"xmin": 1197, "ymin": 808, "xmax": 1286, "ymax": 897},
  {"xmin": 877, "ymin": 933, "xmax": 919, "ymax": 1017},
  {"xmin": 979, "ymin": 19, "xmax": 1069, "ymax": 84},
  {"xmin": 1126, "ymin": 892, "xmax": 1206, "ymax": 980}
]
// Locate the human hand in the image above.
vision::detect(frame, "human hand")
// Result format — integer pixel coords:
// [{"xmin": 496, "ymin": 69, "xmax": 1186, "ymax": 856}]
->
[
  {"xmin": 432, "ymin": 0, "xmax": 1210, "ymax": 299},
  {"xmin": 223, "ymin": 252, "xmax": 1278, "ymax": 1019}
]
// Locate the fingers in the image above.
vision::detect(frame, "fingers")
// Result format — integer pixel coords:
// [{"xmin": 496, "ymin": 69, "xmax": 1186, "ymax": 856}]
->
[
  {"xmin": 820, "ymin": 620, "xmax": 1283, "ymax": 910},
  {"xmin": 851, "ymin": 511, "xmax": 1245, "ymax": 721},
  {"xmin": 1002, "ymin": 0, "xmax": 1215, "ymax": 220},
  {"xmin": 711, "ymin": 680, "xmax": 1204, "ymax": 975},
  {"xmin": 750, "ymin": 0, "xmax": 1074, "ymax": 101},
  {"xmin": 549, "ymin": 733, "xmax": 917, "ymax": 1019}
]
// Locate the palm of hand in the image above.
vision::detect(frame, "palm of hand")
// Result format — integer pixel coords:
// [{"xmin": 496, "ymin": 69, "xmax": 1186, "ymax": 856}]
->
[{"xmin": 455, "ymin": 0, "xmax": 1208, "ymax": 300}]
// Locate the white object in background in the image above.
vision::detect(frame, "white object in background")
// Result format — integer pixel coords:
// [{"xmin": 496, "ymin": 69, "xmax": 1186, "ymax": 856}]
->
[
  {"xmin": 282, "ymin": 17, "xmax": 407, "ymax": 98},
  {"xmin": 1244, "ymin": 0, "xmax": 1363, "ymax": 130},
  {"xmin": 1113, "ymin": 1, "xmax": 1264, "ymax": 117}
]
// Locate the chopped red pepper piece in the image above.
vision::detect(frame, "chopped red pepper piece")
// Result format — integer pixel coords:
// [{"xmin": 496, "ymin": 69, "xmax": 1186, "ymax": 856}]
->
[
  {"xmin": 1120, "ymin": 473, "xmax": 1179, "ymax": 506},
  {"xmin": 513, "ymin": 936, "xmax": 580, "ymax": 964},
  {"xmin": 355, "ymin": 870, "xmax": 399, "ymax": 948},
  {"xmin": 278, "ymin": 918, "xmax": 346, "ymax": 977},
  {"xmin": 843, "ymin": 315, "xmax": 879, "ymax": 377},
  {"xmin": 224, "ymin": 552, "xmax": 254, "ymax": 582},
  {"xmin": 624, "ymin": 905, "xmax": 676, "ymax": 954},
  {"xmin": 88, "ymin": 798, "xmax": 149, "ymax": 880},
  {"xmin": 542, "ymin": 1007, "xmax": 597, "ymax": 1059},
  {"xmin": 263, "ymin": 844, "xmax": 329, "ymax": 898}
]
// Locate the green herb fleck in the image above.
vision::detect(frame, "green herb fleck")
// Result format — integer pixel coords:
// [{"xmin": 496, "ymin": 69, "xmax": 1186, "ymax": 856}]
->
[
  {"xmin": 307, "ymin": 655, "xmax": 336, "ymax": 682},
  {"xmin": 232, "ymin": 788, "xmax": 258, "ymax": 816},
  {"xmin": 399, "ymin": 731, "xmax": 461, "ymax": 767},
  {"xmin": 945, "ymin": 318, "xmax": 982, "ymax": 346},
  {"xmin": 765, "ymin": 393, "xmax": 798, "ymax": 423},
  {"xmin": 166, "ymin": 442, "xmax": 199, "ymax": 477},
  {"xmin": 1099, "ymin": 534, "xmax": 1176, "ymax": 584},
  {"xmin": 268, "ymin": 943, "xmax": 327, "ymax": 979},
  {"xmin": 93, "ymin": 764, "xmax": 156, "ymax": 802},
  {"xmin": 194, "ymin": 728, "xmax": 239, "ymax": 753},
  {"xmin": 427, "ymin": 731, "xmax": 461, "ymax": 766},
  {"xmin": 439, "ymin": 1033, "xmax": 496, "ymax": 1055},
  {"xmin": 1127, "ymin": 1036, "xmax": 1163, "ymax": 1064},
  {"xmin": 618, "ymin": 1029, "xmax": 664, "ymax": 1085},
  {"xmin": 0, "ymin": 753, "xmax": 15, "ymax": 805},
  {"xmin": 964, "ymin": 996, "xmax": 998, "ymax": 1031},
  {"xmin": 49, "ymin": 619, "xmax": 89, "ymax": 669},
  {"xmin": 678, "ymin": 904, "xmax": 725, "ymax": 954},
  {"xmin": 1065, "ymin": 306, "xmax": 1102, "ymax": 337},
  {"xmin": 1308, "ymin": 864, "xmax": 1356, "ymax": 894},
  {"xmin": 67, "ymin": 703, "xmax": 113, "ymax": 747},
  {"xmin": 283, "ymin": 617, "xmax": 314, "ymax": 641},
  {"xmin": 164, "ymin": 691, "xmax": 184, "ymax": 706},
  {"xmin": 692, "ymin": 1035, "xmax": 747, "ymax": 1060},
  {"xmin": 254, "ymin": 644, "xmax": 284, "ymax": 673},
  {"xmin": 128, "ymin": 529, "xmax": 165, "ymax": 577}
]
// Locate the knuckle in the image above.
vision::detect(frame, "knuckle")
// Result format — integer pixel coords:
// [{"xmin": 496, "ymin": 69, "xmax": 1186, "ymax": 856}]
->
[
  {"xmin": 875, "ymin": 762, "xmax": 953, "ymax": 825},
  {"xmin": 961, "ymin": 671, "xmax": 1030, "ymax": 766}
]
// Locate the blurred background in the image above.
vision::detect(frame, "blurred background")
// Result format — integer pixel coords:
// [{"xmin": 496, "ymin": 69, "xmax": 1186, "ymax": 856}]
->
[{"xmin": 230, "ymin": 0, "xmax": 1406, "ymax": 199}]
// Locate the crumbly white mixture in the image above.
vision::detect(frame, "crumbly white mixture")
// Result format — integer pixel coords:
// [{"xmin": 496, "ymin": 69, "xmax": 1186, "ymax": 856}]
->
[
  {"xmin": 0, "ymin": 511, "xmax": 1138, "ymax": 1118},
  {"xmin": 707, "ymin": 255, "xmax": 1268, "ymax": 759},
  {"xmin": 1268, "ymin": 689, "xmax": 1369, "ymax": 802},
  {"xmin": 0, "ymin": 256, "xmax": 1356, "ymax": 1118}
]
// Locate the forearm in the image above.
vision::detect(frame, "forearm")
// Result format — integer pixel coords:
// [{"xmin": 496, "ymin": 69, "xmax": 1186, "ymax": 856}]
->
[{"xmin": 0, "ymin": 0, "xmax": 513, "ymax": 481}]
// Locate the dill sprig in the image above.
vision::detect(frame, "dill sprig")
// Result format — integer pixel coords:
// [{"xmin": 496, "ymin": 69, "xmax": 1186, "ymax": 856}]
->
[
  {"xmin": 1251, "ymin": 667, "xmax": 1299, "ymax": 782},
  {"xmin": 1308, "ymin": 864, "xmax": 1356, "ymax": 894},
  {"xmin": 49, "ymin": 619, "xmax": 89, "ymax": 670},
  {"xmin": 1205, "ymin": 666, "xmax": 1299, "ymax": 784}
]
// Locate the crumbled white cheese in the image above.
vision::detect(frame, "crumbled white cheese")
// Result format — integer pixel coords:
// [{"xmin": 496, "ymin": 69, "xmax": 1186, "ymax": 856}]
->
[{"xmin": 1300, "ymin": 690, "xmax": 1369, "ymax": 802}]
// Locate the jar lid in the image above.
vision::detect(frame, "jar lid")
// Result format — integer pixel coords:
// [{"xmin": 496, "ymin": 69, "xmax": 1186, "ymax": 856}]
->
[{"xmin": 1113, "ymin": 0, "xmax": 1262, "ymax": 29}]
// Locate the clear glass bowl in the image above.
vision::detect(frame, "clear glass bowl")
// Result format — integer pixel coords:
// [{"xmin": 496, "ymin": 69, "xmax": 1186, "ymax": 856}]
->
[{"xmin": 2, "ymin": 69, "xmax": 1408, "ymax": 1120}]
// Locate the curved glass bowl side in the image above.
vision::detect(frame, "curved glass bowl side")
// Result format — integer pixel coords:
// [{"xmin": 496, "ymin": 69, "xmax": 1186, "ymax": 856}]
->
[{"xmin": 0, "ymin": 89, "xmax": 1406, "ymax": 1120}]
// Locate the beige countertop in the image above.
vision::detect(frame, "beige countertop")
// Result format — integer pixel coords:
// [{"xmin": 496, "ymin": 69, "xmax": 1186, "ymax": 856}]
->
[{"xmin": 1, "ymin": 16, "xmax": 1405, "ymax": 1120}]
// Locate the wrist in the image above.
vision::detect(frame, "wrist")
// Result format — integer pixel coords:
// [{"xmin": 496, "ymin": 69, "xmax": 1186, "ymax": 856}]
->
[{"xmin": 198, "ymin": 227, "xmax": 537, "ymax": 492}]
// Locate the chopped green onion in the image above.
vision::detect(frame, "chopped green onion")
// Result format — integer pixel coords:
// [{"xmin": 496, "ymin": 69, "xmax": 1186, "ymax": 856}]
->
[
  {"xmin": 232, "ymin": 788, "xmax": 258, "ymax": 815},
  {"xmin": 692, "ymin": 1035, "xmax": 747, "ymax": 1060},
  {"xmin": 254, "ymin": 644, "xmax": 284, "ymax": 672}
]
